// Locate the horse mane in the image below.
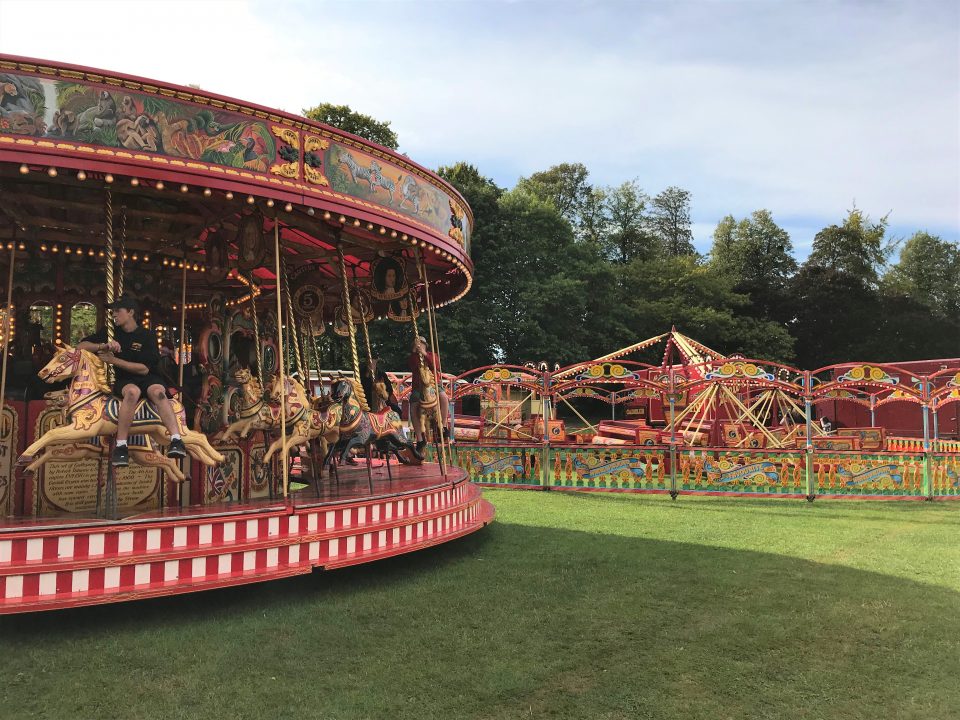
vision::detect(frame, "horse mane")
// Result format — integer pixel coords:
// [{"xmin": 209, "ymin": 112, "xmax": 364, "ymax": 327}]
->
[
  {"xmin": 418, "ymin": 363, "xmax": 435, "ymax": 388},
  {"xmin": 77, "ymin": 348, "xmax": 112, "ymax": 393}
]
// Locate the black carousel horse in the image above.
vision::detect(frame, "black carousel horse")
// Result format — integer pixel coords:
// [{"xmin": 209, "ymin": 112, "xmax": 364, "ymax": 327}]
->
[{"xmin": 323, "ymin": 379, "xmax": 422, "ymax": 491}]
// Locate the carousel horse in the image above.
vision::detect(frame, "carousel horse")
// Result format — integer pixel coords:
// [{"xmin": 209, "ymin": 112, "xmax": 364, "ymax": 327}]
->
[
  {"xmin": 261, "ymin": 375, "xmax": 342, "ymax": 465},
  {"xmin": 217, "ymin": 368, "xmax": 282, "ymax": 443},
  {"xmin": 323, "ymin": 378, "xmax": 421, "ymax": 485},
  {"xmin": 24, "ymin": 435, "xmax": 186, "ymax": 482},
  {"xmin": 22, "ymin": 389, "xmax": 186, "ymax": 481},
  {"xmin": 18, "ymin": 343, "xmax": 224, "ymax": 468},
  {"xmin": 415, "ymin": 362, "xmax": 445, "ymax": 447}
]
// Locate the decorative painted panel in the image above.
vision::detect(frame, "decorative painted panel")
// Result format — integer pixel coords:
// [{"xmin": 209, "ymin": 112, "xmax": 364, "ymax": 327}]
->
[
  {"xmin": 548, "ymin": 446, "xmax": 666, "ymax": 490},
  {"xmin": 0, "ymin": 59, "xmax": 473, "ymax": 257},
  {"xmin": 453, "ymin": 445, "xmax": 541, "ymax": 486},
  {"xmin": 678, "ymin": 449, "xmax": 805, "ymax": 495},
  {"xmin": 0, "ymin": 72, "xmax": 276, "ymax": 170},
  {"xmin": 324, "ymin": 141, "xmax": 470, "ymax": 252},
  {"xmin": 813, "ymin": 453, "xmax": 925, "ymax": 497},
  {"xmin": 931, "ymin": 454, "xmax": 959, "ymax": 497}
]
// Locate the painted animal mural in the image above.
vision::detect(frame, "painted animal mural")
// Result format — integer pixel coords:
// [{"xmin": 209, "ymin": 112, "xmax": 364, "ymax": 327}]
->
[{"xmin": 0, "ymin": 72, "xmax": 275, "ymax": 172}]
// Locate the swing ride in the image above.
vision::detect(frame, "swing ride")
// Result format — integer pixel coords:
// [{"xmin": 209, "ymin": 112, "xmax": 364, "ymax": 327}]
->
[{"xmin": 0, "ymin": 54, "xmax": 492, "ymax": 613}]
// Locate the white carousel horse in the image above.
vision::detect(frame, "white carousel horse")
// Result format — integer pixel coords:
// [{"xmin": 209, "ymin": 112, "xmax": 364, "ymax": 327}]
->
[{"xmin": 18, "ymin": 343, "xmax": 224, "ymax": 468}]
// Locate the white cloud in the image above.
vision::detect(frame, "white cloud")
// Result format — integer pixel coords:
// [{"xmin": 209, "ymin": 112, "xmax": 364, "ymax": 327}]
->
[{"xmin": 1, "ymin": 0, "xmax": 956, "ymax": 253}]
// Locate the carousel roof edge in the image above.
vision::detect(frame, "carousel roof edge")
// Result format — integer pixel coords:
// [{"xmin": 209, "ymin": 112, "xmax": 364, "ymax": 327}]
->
[{"xmin": 0, "ymin": 53, "xmax": 473, "ymax": 226}]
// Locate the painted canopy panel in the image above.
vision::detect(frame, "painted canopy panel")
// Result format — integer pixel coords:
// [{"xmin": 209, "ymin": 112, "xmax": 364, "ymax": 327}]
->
[{"xmin": 0, "ymin": 61, "xmax": 471, "ymax": 256}]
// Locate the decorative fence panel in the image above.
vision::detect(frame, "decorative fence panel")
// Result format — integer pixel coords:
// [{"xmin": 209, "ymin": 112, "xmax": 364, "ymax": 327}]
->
[
  {"xmin": 812, "ymin": 452, "xmax": 926, "ymax": 498},
  {"xmin": 546, "ymin": 445, "xmax": 667, "ymax": 491},
  {"xmin": 931, "ymin": 454, "xmax": 960, "ymax": 497},
  {"xmin": 676, "ymin": 449, "xmax": 806, "ymax": 496},
  {"xmin": 448, "ymin": 440, "xmax": 958, "ymax": 501},
  {"xmin": 450, "ymin": 445, "xmax": 542, "ymax": 486}
]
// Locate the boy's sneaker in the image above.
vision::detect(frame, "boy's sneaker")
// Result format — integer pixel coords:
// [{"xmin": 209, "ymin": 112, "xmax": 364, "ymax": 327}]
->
[
  {"xmin": 111, "ymin": 444, "xmax": 129, "ymax": 467},
  {"xmin": 167, "ymin": 438, "xmax": 188, "ymax": 459}
]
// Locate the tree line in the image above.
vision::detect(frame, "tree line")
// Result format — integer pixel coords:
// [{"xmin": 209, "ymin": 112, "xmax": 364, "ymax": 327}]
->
[{"xmin": 306, "ymin": 105, "xmax": 960, "ymax": 374}]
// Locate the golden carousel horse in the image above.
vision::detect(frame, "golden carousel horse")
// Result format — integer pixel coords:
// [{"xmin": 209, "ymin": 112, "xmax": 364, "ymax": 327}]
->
[
  {"xmin": 21, "ymin": 389, "xmax": 186, "ymax": 481},
  {"xmin": 261, "ymin": 375, "xmax": 342, "ymax": 465},
  {"xmin": 218, "ymin": 368, "xmax": 282, "ymax": 443},
  {"xmin": 416, "ymin": 363, "xmax": 444, "ymax": 446},
  {"xmin": 18, "ymin": 343, "xmax": 224, "ymax": 469}
]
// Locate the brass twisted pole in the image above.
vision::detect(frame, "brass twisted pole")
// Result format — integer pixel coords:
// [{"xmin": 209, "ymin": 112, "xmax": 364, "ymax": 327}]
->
[
  {"xmin": 177, "ymin": 253, "xmax": 188, "ymax": 389},
  {"xmin": 306, "ymin": 317, "xmax": 323, "ymax": 399},
  {"xmin": 247, "ymin": 273, "xmax": 264, "ymax": 392},
  {"xmin": 0, "ymin": 229, "xmax": 17, "ymax": 512},
  {"xmin": 336, "ymin": 244, "xmax": 368, "ymax": 411},
  {"xmin": 117, "ymin": 205, "xmax": 127, "ymax": 299},
  {"xmin": 104, "ymin": 187, "xmax": 115, "ymax": 384},
  {"xmin": 280, "ymin": 254, "xmax": 304, "ymax": 377},
  {"xmin": 415, "ymin": 248, "xmax": 448, "ymax": 470},
  {"xmin": 272, "ymin": 218, "xmax": 289, "ymax": 498}
]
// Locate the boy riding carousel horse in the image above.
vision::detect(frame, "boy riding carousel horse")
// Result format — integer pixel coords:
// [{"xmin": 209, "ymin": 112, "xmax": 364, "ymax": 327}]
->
[{"xmin": 77, "ymin": 295, "xmax": 187, "ymax": 466}]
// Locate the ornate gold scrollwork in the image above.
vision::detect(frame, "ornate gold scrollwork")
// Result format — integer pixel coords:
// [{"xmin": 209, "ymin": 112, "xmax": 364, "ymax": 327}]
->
[
  {"xmin": 270, "ymin": 125, "xmax": 300, "ymax": 178},
  {"xmin": 303, "ymin": 134, "xmax": 330, "ymax": 186}
]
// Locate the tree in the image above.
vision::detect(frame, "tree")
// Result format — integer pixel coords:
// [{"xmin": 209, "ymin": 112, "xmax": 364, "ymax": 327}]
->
[
  {"xmin": 617, "ymin": 255, "xmax": 795, "ymax": 361},
  {"xmin": 710, "ymin": 210, "xmax": 797, "ymax": 320},
  {"xmin": 650, "ymin": 186, "xmax": 695, "ymax": 256},
  {"xmin": 807, "ymin": 208, "xmax": 892, "ymax": 286},
  {"xmin": 883, "ymin": 231, "xmax": 960, "ymax": 321},
  {"xmin": 302, "ymin": 103, "xmax": 399, "ymax": 149},
  {"xmin": 515, "ymin": 163, "xmax": 593, "ymax": 233},
  {"xmin": 603, "ymin": 180, "xmax": 657, "ymax": 263}
]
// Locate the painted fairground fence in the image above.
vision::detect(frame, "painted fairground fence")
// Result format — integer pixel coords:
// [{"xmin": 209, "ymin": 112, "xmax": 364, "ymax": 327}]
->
[{"xmin": 434, "ymin": 349, "xmax": 960, "ymax": 501}]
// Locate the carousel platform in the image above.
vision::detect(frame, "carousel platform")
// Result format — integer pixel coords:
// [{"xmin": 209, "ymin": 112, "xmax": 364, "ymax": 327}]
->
[{"xmin": 0, "ymin": 463, "xmax": 493, "ymax": 614}]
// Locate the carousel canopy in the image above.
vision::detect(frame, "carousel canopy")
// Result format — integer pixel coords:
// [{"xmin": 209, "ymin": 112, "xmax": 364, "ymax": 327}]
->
[{"xmin": 0, "ymin": 54, "xmax": 473, "ymax": 322}]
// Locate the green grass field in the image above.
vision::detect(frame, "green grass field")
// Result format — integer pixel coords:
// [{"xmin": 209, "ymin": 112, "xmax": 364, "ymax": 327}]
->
[{"xmin": 2, "ymin": 491, "xmax": 959, "ymax": 720}]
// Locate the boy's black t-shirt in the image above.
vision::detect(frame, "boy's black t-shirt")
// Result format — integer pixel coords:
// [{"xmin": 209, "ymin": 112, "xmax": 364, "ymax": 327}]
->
[{"xmin": 83, "ymin": 326, "xmax": 160, "ymax": 385}]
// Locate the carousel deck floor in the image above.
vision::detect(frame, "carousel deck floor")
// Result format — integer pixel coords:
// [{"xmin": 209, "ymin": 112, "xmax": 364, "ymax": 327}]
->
[{"xmin": 2, "ymin": 460, "xmax": 459, "ymax": 533}]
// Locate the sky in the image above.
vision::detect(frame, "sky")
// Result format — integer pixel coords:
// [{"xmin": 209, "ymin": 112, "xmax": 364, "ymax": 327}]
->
[{"xmin": 1, "ymin": 0, "xmax": 957, "ymax": 259}]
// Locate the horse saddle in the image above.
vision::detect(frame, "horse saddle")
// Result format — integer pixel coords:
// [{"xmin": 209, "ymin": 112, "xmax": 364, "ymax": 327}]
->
[
  {"xmin": 369, "ymin": 409, "xmax": 401, "ymax": 437},
  {"xmin": 81, "ymin": 433, "xmax": 154, "ymax": 451},
  {"xmin": 104, "ymin": 397, "xmax": 164, "ymax": 427}
]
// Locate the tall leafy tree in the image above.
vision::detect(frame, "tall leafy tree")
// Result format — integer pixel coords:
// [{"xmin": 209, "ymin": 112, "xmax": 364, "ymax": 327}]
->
[
  {"xmin": 710, "ymin": 210, "xmax": 797, "ymax": 320},
  {"xmin": 302, "ymin": 103, "xmax": 399, "ymax": 149},
  {"xmin": 806, "ymin": 208, "xmax": 892, "ymax": 286},
  {"xmin": 883, "ymin": 231, "xmax": 960, "ymax": 320},
  {"xmin": 617, "ymin": 255, "xmax": 795, "ymax": 361},
  {"xmin": 790, "ymin": 209, "xmax": 893, "ymax": 367},
  {"xmin": 603, "ymin": 180, "xmax": 657, "ymax": 263},
  {"xmin": 515, "ymin": 163, "xmax": 593, "ymax": 233},
  {"xmin": 425, "ymin": 163, "xmax": 504, "ymax": 371},
  {"xmin": 650, "ymin": 186, "xmax": 695, "ymax": 256}
]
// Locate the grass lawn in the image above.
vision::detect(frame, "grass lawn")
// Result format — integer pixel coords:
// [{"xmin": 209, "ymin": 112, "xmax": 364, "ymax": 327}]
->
[{"xmin": 2, "ymin": 491, "xmax": 959, "ymax": 720}]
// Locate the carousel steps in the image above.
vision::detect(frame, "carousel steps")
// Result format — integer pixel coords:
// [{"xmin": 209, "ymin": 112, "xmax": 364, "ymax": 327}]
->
[
  {"xmin": 0, "ymin": 489, "xmax": 487, "ymax": 577},
  {"xmin": 0, "ymin": 478, "xmax": 492, "ymax": 613}
]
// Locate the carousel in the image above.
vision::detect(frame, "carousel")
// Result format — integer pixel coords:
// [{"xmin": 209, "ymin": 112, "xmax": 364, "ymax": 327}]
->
[{"xmin": 0, "ymin": 54, "xmax": 493, "ymax": 613}]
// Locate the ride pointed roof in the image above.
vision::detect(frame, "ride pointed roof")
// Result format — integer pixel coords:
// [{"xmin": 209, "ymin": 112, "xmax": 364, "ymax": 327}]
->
[{"xmin": 554, "ymin": 327, "xmax": 726, "ymax": 379}]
